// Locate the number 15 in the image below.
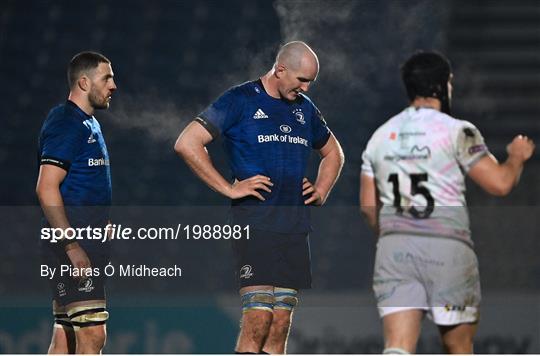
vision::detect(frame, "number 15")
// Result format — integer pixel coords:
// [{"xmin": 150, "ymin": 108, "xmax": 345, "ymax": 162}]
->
[{"xmin": 387, "ymin": 173, "xmax": 434, "ymax": 219}]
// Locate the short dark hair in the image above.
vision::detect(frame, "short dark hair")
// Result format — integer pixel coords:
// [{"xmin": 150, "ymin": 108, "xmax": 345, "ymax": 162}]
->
[
  {"xmin": 401, "ymin": 50, "xmax": 453, "ymax": 114},
  {"xmin": 67, "ymin": 51, "xmax": 110, "ymax": 88},
  {"xmin": 401, "ymin": 51, "xmax": 451, "ymax": 100}
]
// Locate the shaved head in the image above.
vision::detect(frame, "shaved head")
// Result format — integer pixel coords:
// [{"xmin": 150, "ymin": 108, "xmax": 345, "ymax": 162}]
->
[
  {"xmin": 276, "ymin": 41, "xmax": 319, "ymax": 74},
  {"xmin": 262, "ymin": 41, "xmax": 319, "ymax": 101}
]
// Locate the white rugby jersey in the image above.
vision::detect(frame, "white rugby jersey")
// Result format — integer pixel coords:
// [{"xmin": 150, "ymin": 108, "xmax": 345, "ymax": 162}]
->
[{"xmin": 361, "ymin": 107, "xmax": 489, "ymax": 245}]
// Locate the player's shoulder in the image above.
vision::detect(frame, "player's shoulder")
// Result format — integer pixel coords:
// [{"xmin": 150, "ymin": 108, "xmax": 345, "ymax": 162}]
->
[
  {"xmin": 369, "ymin": 109, "xmax": 409, "ymax": 140},
  {"xmin": 414, "ymin": 109, "xmax": 483, "ymax": 146},
  {"xmin": 209, "ymin": 81, "xmax": 260, "ymax": 109},
  {"xmin": 434, "ymin": 111, "xmax": 479, "ymax": 136},
  {"xmin": 297, "ymin": 92, "xmax": 317, "ymax": 108},
  {"xmin": 429, "ymin": 109, "xmax": 461, "ymax": 125},
  {"xmin": 296, "ymin": 93, "xmax": 323, "ymax": 122},
  {"xmin": 43, "ymin": 102, "xmax": 85, "ymax": 132},
  {"xmin": 401, "ymin": 107, "xmax": 476, "ymax": 135},
  {"xmin": 48, "ymin": 101, "xmax": 83, "ymax": 121},
  {"xmin": 227, "ymin": 80, "xmax": 262, "ymax": 99}
]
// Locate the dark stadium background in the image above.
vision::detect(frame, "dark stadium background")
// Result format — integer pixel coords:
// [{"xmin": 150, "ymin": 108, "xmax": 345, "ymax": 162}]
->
[{"xmin": 0, "ymin": 0, "xmax": 538, "ymax": 353}]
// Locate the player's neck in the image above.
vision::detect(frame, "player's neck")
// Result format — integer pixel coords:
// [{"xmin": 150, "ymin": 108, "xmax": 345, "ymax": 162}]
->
[
  {"xmin": 411, "ymin": 97, "xmax": 441, "ymax": 111},
  {"xmin": 67, "ymin": 92, "xmax": 94, "ymax": 116},
  {"xmin": 260, "ymin": 71, "xmax": 281, "ymax": 99}
]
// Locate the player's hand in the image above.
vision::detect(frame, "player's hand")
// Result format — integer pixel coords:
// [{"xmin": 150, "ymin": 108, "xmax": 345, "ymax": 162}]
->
[
  {"xmin": 303, "ymin": 177, "xmax": 323, "ymax": 206},
  {"xmin": 65, "ymin": 243, "xmax": 91, "ymax": 279},
  {"xmin": 229, "ymin": 175, "xmax": 273, "ymax": 201},
  {"xmin": 507, "ymin": 135, "xmax": 535, "ymax": 162}
]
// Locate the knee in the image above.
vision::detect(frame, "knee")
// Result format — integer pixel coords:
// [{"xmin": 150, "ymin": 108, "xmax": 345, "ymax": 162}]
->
[
  {"xmin": 240, "ymin": 310, "xmax": 273, "ymax": 345},
  {"xmin": 443, "ymin": 336, "xmax": 474, "ymax": 354},
  {"xmin": 240, "ymin": 289, "xmax": 275, "ymax": 334},
  {"xmin": 50, "ymin": 329, "xmax": 76, "ymax": 354},
  {"xmin": 48, "ymin": 339, "xmax": 69, "ymax": 354},
  {"xmin": 440, "ymin": 324, "xmax": 476, "ymax": 354},
  {"xmin": 272, "ymin": 313, "xmax": 291, "ymax": 331},
  {"xmin": 76, "ymin": 326, "xmax": 107, "ymax": 352},
  {"xmin": 67, "ymin": 302, "xmax": 109, "ymax": 352},
  {"xmin": 244, "ymin": 310, "xmax": 273, "ymax": 329}
]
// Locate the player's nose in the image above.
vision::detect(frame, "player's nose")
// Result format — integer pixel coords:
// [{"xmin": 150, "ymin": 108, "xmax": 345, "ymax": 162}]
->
[{"xmin": 300, "ymin": 82, "xmax": 310, "ymax": 92}]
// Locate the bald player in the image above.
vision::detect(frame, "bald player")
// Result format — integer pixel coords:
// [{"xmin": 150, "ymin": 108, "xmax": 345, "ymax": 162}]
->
[{"xmin": 175, "ymin": 41, "xmax": 344, "ymax": 353}]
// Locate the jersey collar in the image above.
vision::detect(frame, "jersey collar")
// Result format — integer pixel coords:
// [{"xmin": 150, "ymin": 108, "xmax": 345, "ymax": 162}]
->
[
  {"xmin": 254, "ymin": 78, "xmax": 303, "ymax": 105},
  {"xmin": 66, "ymin": 100, "xmax": 93, "ymax": 120}
]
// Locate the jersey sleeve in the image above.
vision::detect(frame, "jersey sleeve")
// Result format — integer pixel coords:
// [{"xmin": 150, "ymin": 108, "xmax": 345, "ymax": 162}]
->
[
  {"xmin": 454, "ymin": 121, "xmax": 489, "ymax": 172},
  {"xmin": 40, "ymin": 118, "xmax": 85, "ymax": 171},
  {"xmin": 196, "ymin": 88, "xmax": 244, "ymax": 139},
  {"xmin": 361, "ymin": 138, "xmax": 375, "ymax": 177},
  {"xmin": 311, "ymin": 106, "xmax": 331, "ymax": 149}
]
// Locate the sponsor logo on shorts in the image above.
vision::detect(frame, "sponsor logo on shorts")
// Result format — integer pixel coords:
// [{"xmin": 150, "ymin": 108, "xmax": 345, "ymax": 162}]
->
[
  {"xmin": 78, "ymin": 278, "xmax": 95, "ymax": 293},
  {"xmin": 239, "ymin": 265, "xmax": 253, "ymax": 279},
  {"xmin": 393, "ymin": 252, "xmax": 444, "ymax": 267},
  {"xmin": 57, "ymin": 282, "xmax": 66, "ymax": 297},
  {"xmin": 445, "ymin": 304, "xmax": 467, "ymax": 312}
]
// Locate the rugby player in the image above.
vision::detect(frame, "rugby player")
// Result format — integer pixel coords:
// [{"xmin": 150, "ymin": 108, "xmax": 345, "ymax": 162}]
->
[
  {"xmin": 174, "ymin": 41, "xmax": 344, "ymax": 354},
  {"xmin": 360, "ymin": 51, "xmax": 535, "ymax": 354},
  {"xmin": 36, "ymin": 51, "xmax": 116, "ymax": 354}
]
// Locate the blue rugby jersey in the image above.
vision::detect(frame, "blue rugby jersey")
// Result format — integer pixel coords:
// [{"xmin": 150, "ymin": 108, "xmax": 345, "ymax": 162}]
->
[
  {"xmin": 38, "ymin": 101, "xmax": 111, "ymax": 250},
  {"xmin": 198, "ymin": 80, "xmax": 331, "ymax": 233}
]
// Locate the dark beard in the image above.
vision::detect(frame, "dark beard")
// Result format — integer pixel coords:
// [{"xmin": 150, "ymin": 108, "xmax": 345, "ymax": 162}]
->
[{"xmin": 89, "ymin": 90, "xmax": 108, "ymax": 110}]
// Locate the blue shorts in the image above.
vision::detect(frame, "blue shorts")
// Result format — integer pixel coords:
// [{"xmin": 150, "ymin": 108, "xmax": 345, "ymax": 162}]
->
[
  {"xmin": 41, "ymin": 243, "xmax": 110, "ymax": 306},
  {"xmin": 232, "ymin": 229, "xmax": 312, "ymax": 289}
]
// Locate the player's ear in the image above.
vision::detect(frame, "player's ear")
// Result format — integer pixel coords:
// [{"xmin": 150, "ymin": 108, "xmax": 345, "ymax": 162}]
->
[
  {"xmin": 78, "ymin": 75, "xmax": 89, "ymax": 92},
  {"xmin": 275, "ymin": 64, "xmax": 286, "ymax": 79}
]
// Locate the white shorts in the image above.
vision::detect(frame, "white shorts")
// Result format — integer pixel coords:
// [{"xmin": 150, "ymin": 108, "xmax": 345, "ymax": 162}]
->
[{"xmin": 373, "ymin": 234, "xmax": 481, "ymax": 325}]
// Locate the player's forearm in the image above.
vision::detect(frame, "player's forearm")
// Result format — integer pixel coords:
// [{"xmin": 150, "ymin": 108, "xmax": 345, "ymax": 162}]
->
[
  {"xmin": 360, "ymin": 206, "xmax": 379, "ymax": 235},
  {"xmin": 314, "ymin": 145, "xmax": 344, "ymax": 204},
  {"xmin": 359, "ymin": 173, "xmax": 380, "ymax": 235},
  {"xmin": 480, "ymin": 154, "xmax": 525, "ymax": 196},
  {"xmin": 497, "ymin": 155, "xmax": 524, "ymax": 194},
  {"xmin": 36, "ymin": 185, "xmax": 71, "ymax": 229},
  {"xmin": 469, "ymin": 153, "xmax": 526, "ymax": 197},
  {"xmin": 176, "ymin": 143, "xmax": 233, "ymax": 198}
]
